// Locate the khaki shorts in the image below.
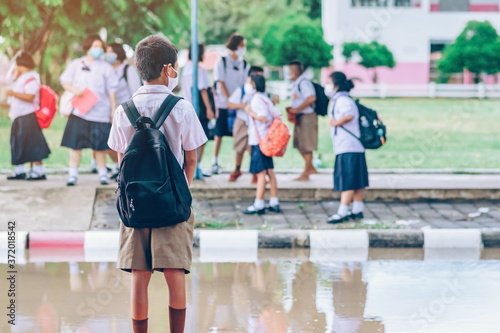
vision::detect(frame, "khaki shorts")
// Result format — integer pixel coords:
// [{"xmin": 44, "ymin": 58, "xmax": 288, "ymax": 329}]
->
[
  {"xmin": 117, "ymin": 208, "xmax": 195, "ymax": 274},
  {"xmin": 293, "ymin": 112, "xmax": 318, "ymax": 154},
  {"xmin": 232, "ymin": 118, "xmax": 249, "ymax": 154}
]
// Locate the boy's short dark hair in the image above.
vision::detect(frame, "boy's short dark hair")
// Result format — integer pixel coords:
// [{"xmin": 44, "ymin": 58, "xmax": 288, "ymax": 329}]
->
[
  {"xmin": 109, "ymin": 43, "xmax": 127, "ymax": 62},
  {"xmin": 83, "ymin": 34, "xmax": 105, "ymax": 52},
  {"xmin": 188, "ymin": 44, "xmax": 204, "ymax": 63},
  {"xmin": 225, "ymin": 33, "xmax": 244, "ymax": 51},
  {"xmin": 135, "ymin": 35, "xmax": 178, "ymax": 82},
  {"xmin": 251, "ymin": 74, "xmax": 266, "ymax": 93},
  {"xmin": 249, "ymin": 66, "xmax": 264, "ymax": 76},
  {"xmin": 16, "ymin": 52, "xmax": 36, "ymax": 69},
  {"xmin": 288, "ymin": 59, "xmax": 304, "ymax": 74}
]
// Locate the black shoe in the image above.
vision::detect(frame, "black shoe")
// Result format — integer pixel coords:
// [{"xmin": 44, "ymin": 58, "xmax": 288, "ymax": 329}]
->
[
  {"xmin": 350, "ymin": 212, "xmax": 364, "ymax": 220},
  {"xmin": 7, "ymin": 173, "xmax": 26, "ymax": 180},
  {"xmin": 327, "ymin": 213, "xmax": 350, "ymax": 224},
  {"xmin": 27, "ymin": 174, "xmax": 47, "ymax": 181},
  {"xmin": 244, "ymin": 205, "xmax": 266, "ymax": 215},
  {"xmin": 110, "ymin": 170, "xmax": 119, "ymax": 180},
  {"xmin": 267, "ymin": 205, "xmax": 281, "ymax": 213},
  {"xmin": 91, "ymin": 167, "xmax": 97, "ymax": 174}
]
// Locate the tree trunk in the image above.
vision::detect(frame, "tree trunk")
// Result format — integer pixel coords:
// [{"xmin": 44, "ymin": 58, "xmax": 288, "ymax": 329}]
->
[
  {"xmin": 474, "ymin": 73, "xmax": 480, "ymax": 84},
  {"xmin": 372, "ymin": 68, "xmax": 378, "ymax": 84}
]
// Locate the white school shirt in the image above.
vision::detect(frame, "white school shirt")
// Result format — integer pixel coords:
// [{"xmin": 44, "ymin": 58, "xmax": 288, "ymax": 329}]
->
[
  {"xmin": 107, "ymin": 85, "xmax": 208, "ymax": 172},
  {"xmin": 228, "ymin": 87, "xmax": 253, "ymax": 125},
  {"xmin": 60, "ymin": 57, "xmax": 118, "ymax": 123},
  {"xmin": 329, "ymin": 92, "xmax": 365, "ymax": 155},
  {"xmin": 290, "ymin": 73, "xmax": 315, "ymax": 115},
  {"xmin": 213, "ymin": 54, "xmax": 249, "ymax": 109},
  {"xmin": 8, "ymin": 71, "xmax": 40, "ymax": 121},
  {"xmin": 180, "ymin": 61, "xmax": 209, "ymax": 104},
  {"xmin": 114, "ymin": 62, "xmax": 142, "ymax": 106},
  {"xmin": 247, "ymin": 93, "xmax": 277, "ymax": 146}
]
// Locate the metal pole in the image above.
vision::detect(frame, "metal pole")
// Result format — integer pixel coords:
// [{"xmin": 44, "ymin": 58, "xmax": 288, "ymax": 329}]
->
[{"xmin": 191, "ymin": 0, "xmax": 203, "ymax": 180}]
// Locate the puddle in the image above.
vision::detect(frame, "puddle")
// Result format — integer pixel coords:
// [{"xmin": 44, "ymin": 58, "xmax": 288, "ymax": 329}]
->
[{"xmin": 1, "ymin": 249, "xmax": 500, "ymax": 332}]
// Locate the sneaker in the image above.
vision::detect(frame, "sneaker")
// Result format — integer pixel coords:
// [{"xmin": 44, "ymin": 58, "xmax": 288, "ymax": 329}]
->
[
  {"xmin": 228, "ymin": 169, "xmax": 242, "ymax": 182},
  {"xmin": 110, "ymin": 170, "xmax": 120, "ymax": 180},
  {"xmin": 212, "ymin": 163, "xmax": 221, "ymax": 175},
  {"xmin": 67, "ymin": 176, "xmax": 77, "ymax": 186},
  {"xmin": 100, "ymin": 175, "xmax": 109, "ymax": 185},
  {"xmin": 27, "ymin": 173, "xmax": 47, "ymax": 181},
  {"xmin": 7, "ymin": 173, "xmax": 26, "ymax": 180},
  {"xmin": 202, "ymin": 170, "xmax": 212, "ymax": 178},
  {"xmin": 244, "ymin": 205, "xmax": 266, "ymax": 215},
  {"xmin": 327, "ymin": 213, "xmax": 351, "ymax": 224},
  {"xmin": 267, "ymin": 205, "xmax": 281, "ymax": 213},
  {"xmin": 350, "ymin": 212, "xmax": 364, "ymax": 220}
]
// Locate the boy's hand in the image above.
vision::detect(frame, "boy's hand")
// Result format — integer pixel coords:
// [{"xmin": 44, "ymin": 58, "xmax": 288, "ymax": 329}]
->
[
  {"xmin": 207, "ymin": 107, "xmax": 215, "ymax": 120},
  {"xmin": 271, "ymin": 94, "xmax": 280, "ymax": 105},
  {"xmin": 257, "ymin": 116, "xmax": 267, "ymax": 123},
  {"xmin": 5, "ymin": 90, "xmax": 15, "ymax": 97},
  {"xmin": 330, "ymin": 118, "xmax": 338, "ymax": 127}
]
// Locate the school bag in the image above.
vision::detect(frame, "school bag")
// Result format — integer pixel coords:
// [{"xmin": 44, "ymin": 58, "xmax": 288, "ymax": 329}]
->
[
  {"xmin": 24, "ymin": 78, "xmax": 58, "ymax": 129},
  {"xmin": 227, "ymin": 87, "xmax": 245, "ymax": 133},
  {"xmin": 297, "ymin": 79, "xmax": 329, "ymax": 116},
  {"xmin": 197, "ymin": 87, "xmax": 216, "ymax": 140},
  {"xmin": 252, "ymin": 95, "xmax": 290, "ymax": 157},
  {"xmin": 116, "ymin": 95, "xmax": 192, "ymax": 228},
  {"xmin": 340, "ymin": 99, "xmax": 387, "ymax": 150}
]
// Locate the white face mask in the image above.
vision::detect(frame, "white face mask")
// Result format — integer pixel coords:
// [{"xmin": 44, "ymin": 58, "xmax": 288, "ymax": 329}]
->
[
  {"xmin": 165, "ymin": 65, "xmax": 179, "ymax": 91},
  {"xmin": 324, "ymin": 83, "xmax": 336, "ymax": 98},
  {"xmin": 244, "ymin": 82, "xmax": 255, "ymax": 95},
  {"xmin": 235, "ymin": 47, "xmax": 246, "ymax": 58}
]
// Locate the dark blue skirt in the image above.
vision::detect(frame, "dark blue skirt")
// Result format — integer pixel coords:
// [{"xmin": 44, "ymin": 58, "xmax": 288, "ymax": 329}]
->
[
  {"xmin": 249, "ymin": 145, "xmax": 274, "ymax": 174},
  {"xmin": 61, "ymin": 114, "xmax": 111, "ymax": 151},
  {"xmin": 11, "ymin": 112, "xmax": 51, "ymax": 165},
  {"xmin": 334, "ymin": 152, "xmax": 369, "ymax": 192}
]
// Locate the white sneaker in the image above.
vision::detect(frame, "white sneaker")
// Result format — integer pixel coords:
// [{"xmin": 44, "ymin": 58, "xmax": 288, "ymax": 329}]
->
[
  {"xmin": 212, "ymin": 164, "xmax": 221, "ymax": 175},
  {"xmin": 100, "ymin": 175, "xmax": 109, "ymax": 185},
  {"xmin": 67, "ymin": 176, "xmax": 77, "ymax": 186}
]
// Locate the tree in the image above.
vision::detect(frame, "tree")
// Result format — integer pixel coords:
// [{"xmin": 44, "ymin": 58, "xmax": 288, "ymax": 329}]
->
[
  {"xmin": 261, "ymin": 13, "xmax": 332, "ymax": 68},
  {"xmin": 342, "ymin": 41, "xmax": 395, "ymax": 83},
  {"xmin": 438, "ymin": 20, "xmax": 500, "ymax": 83}
]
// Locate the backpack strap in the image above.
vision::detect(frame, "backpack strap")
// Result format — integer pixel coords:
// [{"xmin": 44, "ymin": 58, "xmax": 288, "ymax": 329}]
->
[
  {"xmin": 122, "ymin": 64, "xmax": 129, "ymax": 82},
  {"xmin": 153, "ymin": 95, "xmax": 183, "ymax": 129},
  {"xmin": 122, "ymin": 100, "xmax": 142, "ymax": 131}
]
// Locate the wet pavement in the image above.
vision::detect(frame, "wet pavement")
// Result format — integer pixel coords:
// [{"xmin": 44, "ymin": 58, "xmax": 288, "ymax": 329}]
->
[
  {"xmin": 91, "ymin": 197, "xmax": 500, "ymax": 231},
  {"xmin": 2, "ymin": 249, "xmax": 500, "ymax": 332}
]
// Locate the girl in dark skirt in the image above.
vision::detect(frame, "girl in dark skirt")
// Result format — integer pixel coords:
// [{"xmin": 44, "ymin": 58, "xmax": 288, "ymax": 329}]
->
[
  {"xmin": 325, "ymin": 72, "xmax": 369, "ymax": 224},
  {"xmin": 59, "ymin": 34, "xmax": 118, "ymax": 186},
  {"xmin": 1, "ymin": 52, "xmax": 50, "ymax": 180},
  {"xmin": 244, "ymin": 74, "xmax": 279, "ymax": 215}
]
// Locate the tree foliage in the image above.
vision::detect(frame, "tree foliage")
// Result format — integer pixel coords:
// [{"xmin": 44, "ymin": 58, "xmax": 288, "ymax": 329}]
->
[
  {"xmin": 438, "ymin": 20, "xmax": 500, "ymax": 83},
  {"xmin": 261, "ymin": 13, "xmax": 332, "ymax": 68},
  {"xmin": 342, "ymin": 41, "xmax": 395, "ymax": 83}
]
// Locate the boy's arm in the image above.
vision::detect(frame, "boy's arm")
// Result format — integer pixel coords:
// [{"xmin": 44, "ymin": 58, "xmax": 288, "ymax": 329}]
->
[
  {"xmin": 117, "ymin": 152, "xmax": 123, "ymax": 164},
  {"xmin": 227, "ymin": 101, "xmax": 247, "ymax": 110},
  {"xmin": 184, "ymin": 149, "xmax": 197, "ymax": 186},
  {"xmin": 200, "ymin": 89, "xmax": 214, "ymax": 119},
  {"xmin": 330, "ymin": 115, "xmax": 354, "ymax": 127}
]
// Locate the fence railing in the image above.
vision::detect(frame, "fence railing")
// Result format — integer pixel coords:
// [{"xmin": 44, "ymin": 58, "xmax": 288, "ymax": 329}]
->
[{"xmin": 267, "ymin": 81, "xmax": 500, "ymax": 100}]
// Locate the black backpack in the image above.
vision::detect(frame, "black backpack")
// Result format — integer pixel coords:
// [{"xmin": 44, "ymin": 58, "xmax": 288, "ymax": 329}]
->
[
  {"xmin": 340, "ymin": 99, "xmax": 387, "ymax": 150},
  {"xmin": 297, "ymin": 80, "xmax": 328, "ymax": 116},
  {"xmin": 116, "ymin": 95, "xmax": 192, "ymax": 228}
]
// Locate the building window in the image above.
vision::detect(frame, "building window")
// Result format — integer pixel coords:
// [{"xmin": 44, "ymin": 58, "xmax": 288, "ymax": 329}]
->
[
  {"xmin": 351, "ymin": 0, "xmax": 421, "ymax": 7},
  {"xmin": 431, "ymin": 0, "xmax": 499, "ymax": 12}
]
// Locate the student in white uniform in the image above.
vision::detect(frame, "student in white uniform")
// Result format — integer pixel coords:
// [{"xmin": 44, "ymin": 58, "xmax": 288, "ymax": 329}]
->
[
  {"xmin": 60, "ymin": 34, "xmax": 118, "ymax": 186},
  {"xmin": 1, "ymin": 52, "xmax": 50, "ymax": 180},
  {"xmin": 286, "ymin": 59, "xmax": 318, "ymax": 181},
  {"xmin": 244, "ymin": 74, "xmax": 279, "ymax": 215},
  {"xmin": 107, "ymin": 35, "xmax": 207, "ymax": 333},
  {"xmin": 102, "ymin": 42, "xmax": 142, "ymax": 179},
  {"xmin": 226, "ymin": 66, "xmax": 264, "ymax": 183},
  {"xmin": 180, "ymin": 44, "xmax": 214, "ymax": 174},
  {"xmin": 212, "ymin": 33, "xmax": 249, "ymax": 174},
  {"xmin": 324, "ymin": 72, "xmax": 369, "ymax": 224}
]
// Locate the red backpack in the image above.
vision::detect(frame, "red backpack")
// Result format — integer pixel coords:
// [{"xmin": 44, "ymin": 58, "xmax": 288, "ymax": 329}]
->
[
  {"xmin": 25, "ymin": 78, "xmax": 58, "ymax": 129},
  {"xmin": 253, "ymin": 96, "xmax": 290, "ymax": 157}
]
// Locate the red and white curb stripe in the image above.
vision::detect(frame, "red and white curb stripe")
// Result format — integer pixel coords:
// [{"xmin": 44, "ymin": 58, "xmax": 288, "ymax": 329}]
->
[{"xmin": 0, "ymin": 229, "xmax": 485, "ymax": 263}]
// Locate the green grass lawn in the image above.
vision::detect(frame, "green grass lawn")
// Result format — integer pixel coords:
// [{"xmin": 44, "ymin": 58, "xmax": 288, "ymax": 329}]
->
[{"xmin": 1, "ymin": 98, "xmax": 500, "ymax": 171}]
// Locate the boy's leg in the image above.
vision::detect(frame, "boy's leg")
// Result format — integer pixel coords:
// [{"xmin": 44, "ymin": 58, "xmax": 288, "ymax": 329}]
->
[
  {"xmin": 131, "ymin": 269, "xmax": 152, "ymax": 333},
  {"xmin": 294, "ymin": 151, "xmax": 313, "ymax": 181},
  {"xmin": 164, "ymin": 269, "xmax": 187, "ymax": 333}
]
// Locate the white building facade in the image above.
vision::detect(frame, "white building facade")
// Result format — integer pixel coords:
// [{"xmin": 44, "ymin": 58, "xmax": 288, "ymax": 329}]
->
[{"xmin": 322, "ymin": 0, "xmax": 500, "ymax": 85}]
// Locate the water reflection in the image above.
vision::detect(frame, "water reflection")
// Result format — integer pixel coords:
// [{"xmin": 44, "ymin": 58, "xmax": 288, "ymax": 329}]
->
[{"xmin": 1, "ymin": 251, "xmax": 500, "ymax": 332}]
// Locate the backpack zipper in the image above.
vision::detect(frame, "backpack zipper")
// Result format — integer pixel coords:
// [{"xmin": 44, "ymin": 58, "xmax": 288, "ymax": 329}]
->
[{"xmin": 130, "ymin": 199, "xmax": 135, "ymax": 212}]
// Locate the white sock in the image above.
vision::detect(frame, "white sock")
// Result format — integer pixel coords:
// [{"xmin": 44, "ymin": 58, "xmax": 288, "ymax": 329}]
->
[
  {"xmin": 15, "ymin": 164, "xmax": 26, "ymax": 175},
  {"xmin": 98, "ymin": 168, "xmax": 108, "ymax": 178},
  {"xmin": 69, "ymin": 167, "xmax": 78, "ymax": 178},
  {"xmin": 34, "ymin": 165, "xmax": 45, "ymax": 175},
  {"xmin": 91, "ymin": 159, "xmax": 97, "ymax": 169},
  {"xmin": 337, "ymin": 203, "xmax": 350, "ymax": 217},
  {"xmin": 69, "ymin": 262, "xmax": 79, "ymax": 275},
  {"xmin": 269, "ymin": 197, "xmax": 279, "ymax": 207},
  {"xmin": 112, "ymin": 163, "xmax": 119, "ymax": 173},
  {"xmin": 352, "ymin": 201, "xmax": 364, "ymax": 214},
  {"xmin": 212, "ymin": 157, "xmax": 219, "ymax": 165},
  {"xmin": 254, "ymin": 199, "xmax": 265, "ymax": 210}
]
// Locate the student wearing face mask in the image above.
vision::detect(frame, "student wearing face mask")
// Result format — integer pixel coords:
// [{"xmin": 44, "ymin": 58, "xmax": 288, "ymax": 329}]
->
[
  {"xmin": 212, "ymin": 33, "xmax": 249, "ymax": 175},
  {"xmin": 226, "ymin": 66, "xmax": 264, "ymax": 183},
  {"xmin": 1, "ymin": 52, "xmax": 51, "ymax": 180},
  {"xmin": 60, "ymin": 34, "xmax": 119, "ymax": 186},
  {"xmin": 324, "ymin": 72, "xmax": 368, "ymax": 224}
]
